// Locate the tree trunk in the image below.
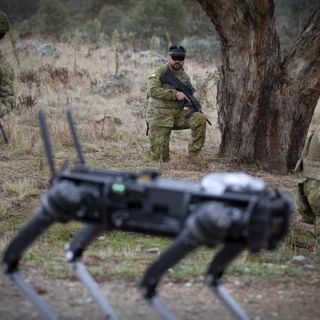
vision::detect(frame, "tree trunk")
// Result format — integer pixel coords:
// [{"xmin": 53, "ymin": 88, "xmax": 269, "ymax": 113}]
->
[{"xmin": 197, "ymin": 0, "xmax": 320, "ymax": 174}]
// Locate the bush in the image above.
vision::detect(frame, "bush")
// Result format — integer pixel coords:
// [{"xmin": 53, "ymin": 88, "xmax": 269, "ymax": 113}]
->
[
  {"xmin": 127, "ymin": 0, "xmax": 187, "ymax": 46},
  {"xmin": 98, "ymin": 5, "xmax": 126, "ymax": 37},
  {"xmin": 17, "ymin": 15, "xmax": 40, "ymax": 39},
  {"xmin": 82, "ymin": 19, "xmax": 103, "ymax": 44},
  {"xmin": 181, "ymin": 36, "xmax": 220, "ymax": 61},
  {"xmin": 37, "ymin": 0, "xmax": 70, "ymax": 39}
]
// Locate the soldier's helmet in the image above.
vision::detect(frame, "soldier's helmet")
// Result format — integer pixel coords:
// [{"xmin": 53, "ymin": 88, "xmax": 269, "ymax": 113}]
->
[{"xmin": 0, "ymin": 11, "xmax": 10, "ymax": 34}]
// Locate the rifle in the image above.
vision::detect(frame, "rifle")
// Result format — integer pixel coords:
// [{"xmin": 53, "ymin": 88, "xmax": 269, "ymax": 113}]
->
[
  {"xmin": 0, "ymin": 119, "xmax": 8, "ymax": 144},
  {"xmin": 160, "ymin": 68, "xmax": 212, "ymax": 126}
]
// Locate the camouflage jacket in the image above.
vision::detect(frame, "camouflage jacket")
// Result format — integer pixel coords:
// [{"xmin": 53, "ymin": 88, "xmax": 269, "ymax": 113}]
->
[
  {"xmin": 303, "ymin": 129, "xmax": 320, "ymax": 181},
  {"xmin": 0, "ymin": 50, "xmax": 15, "ymax": 118},
  {"xmin": 146, "ymin": 64, "xmax": 193, "ymax": 127}
]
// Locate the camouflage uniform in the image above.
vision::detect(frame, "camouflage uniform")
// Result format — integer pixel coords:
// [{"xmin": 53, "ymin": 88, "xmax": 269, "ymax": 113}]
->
[
  {"xmin": 0, "ymin": 11, "xmax": 15, "ymax": 120},
  {"xmin": 294, "ymin": 129, "xmax": 320, "ymax": 254},
  {"xmin": 0, "ymin": 51, "xmax": 15, "ymax": 118},
  {"xmin": 146, "ymin": 64, "xmax": 206, "ymax": 161}
]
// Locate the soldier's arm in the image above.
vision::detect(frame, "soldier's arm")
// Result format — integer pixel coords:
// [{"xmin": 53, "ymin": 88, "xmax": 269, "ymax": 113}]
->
[
  {"xmin": 147, "ymin": 71, "xmax": 177, "ymax": 101},
  {"xmin": 0, "ymin": 67, "xmax": 15, "ymax": 118}
]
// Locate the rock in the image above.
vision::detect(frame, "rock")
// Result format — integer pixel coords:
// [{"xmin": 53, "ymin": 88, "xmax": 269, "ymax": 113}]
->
[
  {"xmin": 34, "ymin": 285, "xmax": 47, "ymax": 295},
  {"xmin": 233, "ymin": 280, "xmax": 241, "ymax": 287},
  {"xmin": 18, "ymin": 43, "xmax": 60, "ymax": 59},
  {"xmin": 292, "ymin": 255, "xmax": 307, "ymax": 264},
  {"xmin": 37, "ymin": 43, "xmax": 60, "ymax": 58}
]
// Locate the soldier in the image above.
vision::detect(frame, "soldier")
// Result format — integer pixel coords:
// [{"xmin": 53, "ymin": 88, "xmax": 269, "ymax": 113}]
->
[
  {"xmin": 294, "ymin": 128, "xmax": 320, "ymax": 255},
  {"xmin": 146, "ymin": 45, "xmax": 206, "ymax": 162},
  {"xmin": 0, "ymin": 11, "xmax": 15, "ymax": 143}
]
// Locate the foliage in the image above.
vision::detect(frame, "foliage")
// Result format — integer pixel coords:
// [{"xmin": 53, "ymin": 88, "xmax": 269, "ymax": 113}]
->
[
  {"xmin": 182, "ymin": 0, "xmax": 215, "ymax": 37},
  {"xmin": 16, "ymin": 15, "xmax": 40, "ymax": 39},
  {"xmin": 98, "ymin": 5, "xmax": 127, "ymax": 37},
  {"xmin": 82, "ymin": 18, "xmax": 103, "ymax": 44},
  {"xmin": 16, "ymin": 0, "xmax": 71, "ymax": 40},
  {"xmin": 36, "ymin": 0, "xmax": 70, "ymax": 39},
  {"xmin": 126, "ymin": 0, "xmax": 187, "ymax": 45},
  {"xmin": 181, "ymin": 36, "xmax": 220, "ymax": 61},
  {"xmin": 10, "ymin": 0, "xmax": 320, "ymax": 59},
  {"xmin": 0, "ymin": 0, "xmax": 38, "ymax": 23},
  {"xmin": 149, "ymin": 36, "xmax": 161, "ymax": 52}
]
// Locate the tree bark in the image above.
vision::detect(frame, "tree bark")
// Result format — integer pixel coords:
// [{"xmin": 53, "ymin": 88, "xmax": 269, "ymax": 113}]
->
[{"xmin": 197, "ymin": 0, "xmax": 320, "ymax": 174}]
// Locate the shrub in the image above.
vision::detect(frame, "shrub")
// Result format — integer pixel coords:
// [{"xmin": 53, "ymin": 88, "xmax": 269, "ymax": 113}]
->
[
  {"xmin": 98, "ymin": 5, "xmax": 126, "ymax": 38},
  {"xmin": 83, "ymin": 19, "xmax": 103, "ymax": 44},
  {"xmin": 181, "ymin": 36, "xmax": 220, "ymax": 61},
  {"xmin": 37, "ymin": 0, "xmax": 70, "ymax": 39},
  {"xmin": 16, "ymin": 16, "xmax": 40, "ymax": 39},
  {"xmin": 127, "ymin": 0, "xmax": 187, "ymax": 46}
]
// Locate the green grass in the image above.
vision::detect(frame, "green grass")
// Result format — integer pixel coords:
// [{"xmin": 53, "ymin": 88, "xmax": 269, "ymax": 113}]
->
[
  {"xmin": 227, "ymin": 261, "xmax": 305, "ymax": 278},
  {"xmin": 4, "ymin": 229, "xmax": 316, "ymax": 283}
]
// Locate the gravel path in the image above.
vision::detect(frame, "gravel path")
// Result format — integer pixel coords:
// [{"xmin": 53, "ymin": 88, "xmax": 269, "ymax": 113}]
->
[{"xmin": 1, "ymin": 271, "xmax": 319, "ymax": 320}]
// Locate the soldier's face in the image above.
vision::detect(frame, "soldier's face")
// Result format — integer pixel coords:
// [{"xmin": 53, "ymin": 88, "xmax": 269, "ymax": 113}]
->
[{"xmin": 168, "ymin": 56, "xmax": 185, "ymax": 70}]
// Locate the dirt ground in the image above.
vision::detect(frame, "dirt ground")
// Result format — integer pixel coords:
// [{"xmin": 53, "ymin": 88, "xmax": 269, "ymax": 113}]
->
[{"xmin": 1, "ymin": 268, "xmax": 319, "ymax": 320}]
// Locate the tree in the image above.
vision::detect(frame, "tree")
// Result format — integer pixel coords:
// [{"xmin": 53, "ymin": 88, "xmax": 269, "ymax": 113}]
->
[
  {"xmin": 98, "ymin": 5, "xmax": 126, "ymax": 37},
  {"xmin": 37, "ymin": 0, "xmax": 70, "ymax": 39},
  {"xmin": 127, "ymin": 0, "xmax": 187, "ymax": 45},
  {"xmin": 196, "ymin": 0, "xmax": 320, "ymax": 174}
]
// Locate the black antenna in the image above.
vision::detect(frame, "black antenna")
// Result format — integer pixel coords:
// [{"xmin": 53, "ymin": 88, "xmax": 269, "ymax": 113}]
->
[
  {"xmin": 65, "ymin": 109, "xmax": 85, "ymax": 165},
  {"xmin": 38, "ymin": 110, "xmax": 56, "ymax": 178}
]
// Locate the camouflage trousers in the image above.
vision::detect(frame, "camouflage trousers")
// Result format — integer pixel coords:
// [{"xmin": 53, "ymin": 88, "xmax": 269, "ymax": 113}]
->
[
  {"xmin": 293, "ymin": 179, "xmax": 320, "ymax": 254},
  {"xmin": 148, "ymin": 110, "xmax": 206, "ymax": 161}
]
